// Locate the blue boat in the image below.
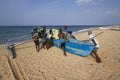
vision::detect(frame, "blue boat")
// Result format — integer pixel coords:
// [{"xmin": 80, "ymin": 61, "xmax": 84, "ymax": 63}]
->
[
  {"xmin": 53, "ymin": 38, "xmax": 95, "ymax": 57},
  {"xmin": 39, "ymin": 28, "xmax": 95, "ymax": 56}
]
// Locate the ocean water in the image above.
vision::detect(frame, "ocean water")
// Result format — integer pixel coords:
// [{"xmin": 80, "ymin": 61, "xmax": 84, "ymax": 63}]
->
[{"xmin": 0, "ymin": 25, "xmax": 102, "ymax": 45}]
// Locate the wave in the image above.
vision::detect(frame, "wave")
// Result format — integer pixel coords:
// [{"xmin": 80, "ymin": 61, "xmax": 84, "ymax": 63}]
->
[{"xmin": 73, "ymin": 27, "xmax": 98, "ymax": 35}]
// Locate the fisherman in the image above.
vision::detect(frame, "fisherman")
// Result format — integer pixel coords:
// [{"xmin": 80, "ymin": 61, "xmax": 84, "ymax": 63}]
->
[
  {"xmin": 88, "ymin": 31, "xmax": 101, "ymax": 63},
  {"xmin": 32, "ymin": 27, "xmax": 40, "ymax": 52},
  {"xmin": 58, "ymin": 28, "xmax": 67, "ymax": 56},
  {"xmin": 40, "ymin": 26, "xmax": 47, "ymax": 49},
  {"xmin": 31, "ymin": 27, "xmax": 38, "ymax": 36},
  {"xmin": 46, "ymin": 29, "xmax": 53, "ymax": 49},
  {"xmin": 68, "ymin": 31, "xmax": 76, "ymax": 40}
]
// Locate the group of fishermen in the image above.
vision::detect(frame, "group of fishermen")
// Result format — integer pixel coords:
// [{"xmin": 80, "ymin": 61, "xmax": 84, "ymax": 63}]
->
[
  {"xmin": 31, "ymin": 26, "xmax": 53, "ymax": 51},
  {"xmin": 31, "ymin": 26, "xmax": 101, "ymax": 63}
]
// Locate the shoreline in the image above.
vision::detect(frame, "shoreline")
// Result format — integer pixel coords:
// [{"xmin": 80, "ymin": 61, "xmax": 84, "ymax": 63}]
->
[
  {"xmin": 0, "ymin": 44, "xmax": 6, "ymax": 46},
  {"xmin": 0, "ymin": 39, "xmax": 32, "ymax": 47},
  {"xmin": 0, "ymin": 26, "xmax": 101, "ymax": 46}
]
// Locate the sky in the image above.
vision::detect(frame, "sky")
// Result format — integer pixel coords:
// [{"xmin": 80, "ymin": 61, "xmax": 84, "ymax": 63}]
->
[{"xmin": 0, "ymin": 0, "xmax": 120, "ymax": 26}]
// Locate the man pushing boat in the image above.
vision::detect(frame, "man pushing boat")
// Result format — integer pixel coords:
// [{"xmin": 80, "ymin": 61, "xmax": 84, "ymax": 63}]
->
[
  {"xmin": 88, "ymin": 31, "xmax": 102, "ymax": 63},
  {"xmin": 58, "ymin": 28, "xmax": 67, "ymax": 56},
  {"xmin": 67, "ymin": 30, "xmax": 102, "ymax": 63}
]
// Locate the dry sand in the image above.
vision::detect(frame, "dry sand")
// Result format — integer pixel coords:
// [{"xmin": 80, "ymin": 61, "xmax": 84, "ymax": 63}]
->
[
  {"xmin": 0, "ymin": 29, "xmax": 120, "ymax": 80},
  {"xmin": 0, "ymin": 46, "xmax": 15, "ymax": 80}
]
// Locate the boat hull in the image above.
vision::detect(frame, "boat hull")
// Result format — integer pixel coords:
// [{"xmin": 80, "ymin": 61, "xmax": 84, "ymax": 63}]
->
[{"xmin": 53, "ymin": 39, "xmax": 94, "ymax": 57}]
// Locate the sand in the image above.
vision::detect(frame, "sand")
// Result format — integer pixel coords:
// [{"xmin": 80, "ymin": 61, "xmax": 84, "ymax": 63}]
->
[
  {"xmin": 0, "ymin": 29, "xmax": 120, "ymax": 80},
  {"xmin": 0, "ymin": 46, "xmax": 15, "ymax": 80}
]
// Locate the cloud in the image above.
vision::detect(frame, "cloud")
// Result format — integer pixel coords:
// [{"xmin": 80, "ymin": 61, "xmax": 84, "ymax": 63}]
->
[{"xmin": 75, "ymin": 0, "xmax": 95, "ymax": 4}]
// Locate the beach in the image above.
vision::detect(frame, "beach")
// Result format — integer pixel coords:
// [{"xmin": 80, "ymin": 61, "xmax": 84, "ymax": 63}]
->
[{"xmin": 0, "ymin": 29, "xmax": 120, "ymax": 80}]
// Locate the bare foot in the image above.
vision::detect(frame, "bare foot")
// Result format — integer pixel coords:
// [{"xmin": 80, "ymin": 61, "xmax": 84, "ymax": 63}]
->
[
  {"xmin": 96, "ymin": 58, "xmax": 101, "ymax": 63},
  {"xmin": 64, "ymin": 53, "xmax": 67, "ymax": 56},
  {"xmin": 37, "ymin": 48, "xmax": 40, "ymax": 52}
]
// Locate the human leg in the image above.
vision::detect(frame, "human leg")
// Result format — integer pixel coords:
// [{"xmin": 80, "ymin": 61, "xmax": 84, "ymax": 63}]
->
[
  {"xmin": 61, "ymin": 43, "xmax": 67, "ymax": 56},
  {"xmin": 92, "ymin": 50, "xmax": 101, "ymax": 63},
  {"xmin": 36, "ymin": 40, "xmax": 40, "ymax": 52},
  {"xmin": 34, "ymin": 40, "xmax": 40, "ymax": 52},
  {"xmin": 49, "ymin": 38, "xmax": 53, "ymax": 48},
  {"xmin": 46, "ymin": 40, "xmax": 50, "ymax": 49},
  {"xmin": 41, "ymin": 38, "xmax": 47, "ymax": 49}
]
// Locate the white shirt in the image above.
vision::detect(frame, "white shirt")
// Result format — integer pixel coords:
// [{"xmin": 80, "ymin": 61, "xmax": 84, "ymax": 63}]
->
[
  {"xmin": 89, "ymin": 34, "xmax": 99, "ymax": 48},
  {"xmin": 46, "ymin": 32, "xmax": 52, "ymax": 39}
]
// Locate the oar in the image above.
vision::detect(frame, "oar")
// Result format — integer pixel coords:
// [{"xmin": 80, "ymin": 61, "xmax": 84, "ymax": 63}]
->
[{"xmin": 89, "ymin": 32, "xmax": 103, "ymax": 40}]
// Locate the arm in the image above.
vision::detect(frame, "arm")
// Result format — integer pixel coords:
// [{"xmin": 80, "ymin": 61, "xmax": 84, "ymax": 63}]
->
[
  {"xmin": 70, "ymin": 34, "xmax": 76, "ymax": 40},
  {"xmin": 72, "ymin": 36, "xmax": 76, "ymax": 40}
]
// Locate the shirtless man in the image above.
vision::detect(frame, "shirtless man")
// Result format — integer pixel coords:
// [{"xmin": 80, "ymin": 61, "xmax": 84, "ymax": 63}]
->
[{"xmin": 58, "ymin": 29, "xmax": 67, "ymax": 56}]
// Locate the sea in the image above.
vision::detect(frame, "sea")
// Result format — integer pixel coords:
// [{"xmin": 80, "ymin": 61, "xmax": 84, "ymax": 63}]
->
[{"xmin": 0, "ymin": 25, "xmax": 106, "ymax": 46}]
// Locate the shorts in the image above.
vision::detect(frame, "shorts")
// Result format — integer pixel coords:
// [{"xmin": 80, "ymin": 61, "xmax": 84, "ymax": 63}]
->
[
  {"xmin": 59, "ymin": 38, "xmax": 65, "ymax": 44},
  {"xmin": 94, "ymin": 47, "xmax": 99, "ymax": 51},
  {"xmin": 34, "ymin": 40, "xmax": 39, "ymax": 46},
  {"xmin": 41, "ymin": 38, "xmax": 47, "ymax": 43},
  {"xmin": 61, "ymin": 43, "xmax": 65, "ymax": 48}
]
